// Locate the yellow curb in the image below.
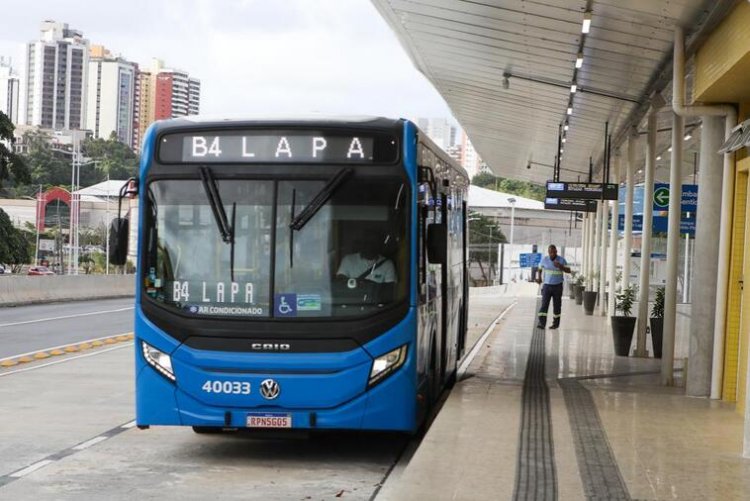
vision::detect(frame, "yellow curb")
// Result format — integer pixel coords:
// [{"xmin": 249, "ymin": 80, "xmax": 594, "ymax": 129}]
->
[
  {"xmin": 126, "ymin": 333, "xmax": 134, "ymax": 339},
  {"xmin": 18, "ymin": 356, "xmax": 34, "ymax": 363},
  {"xmin": 34, "ymin": 352, "xmax": 50, "ymax": 359},
  {"xmin": 104, "ymin": 338, "xmax": 117, "ymax": 345},
  {"xmin": 1, "ymin": 360, "xmax": 18, "ymax": 367},
  {"xmin": 116, "ymin": 335, "xmax": 130, "ymax": 342},
  {"xmin": 50, "ymin": 349, "xmax": 65, "ymax": 356},
  {"xmin": 91, "ymin": 340, "xmax": 104, "ymax": 347},
  {"xmin": 65, "ymin": 346, "xmax": 80, "ymax": 353}
]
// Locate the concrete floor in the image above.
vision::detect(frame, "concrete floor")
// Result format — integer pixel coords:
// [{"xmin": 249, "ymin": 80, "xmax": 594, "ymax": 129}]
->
[{"xmin": 378, "ymin": 291, "xmax": 750, "ymax": 500}]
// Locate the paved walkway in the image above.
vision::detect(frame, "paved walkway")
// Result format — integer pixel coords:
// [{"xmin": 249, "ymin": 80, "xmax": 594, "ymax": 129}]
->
[{"xmin": 379, "ymin": 293, "xmax": 750, "ymax": 500}]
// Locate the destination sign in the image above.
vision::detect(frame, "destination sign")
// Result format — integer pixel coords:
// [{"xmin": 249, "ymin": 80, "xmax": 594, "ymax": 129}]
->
[
  {"xmin": 158, "ymin": 131, "xmax": 399, "ymax": 164},
  {"xmin": 546, "ymin": 182, "xmax": 618, "ymax": 201},
  {"xmin": 544, "ymin": 198, "xmax": 598, "ymax": 213}
]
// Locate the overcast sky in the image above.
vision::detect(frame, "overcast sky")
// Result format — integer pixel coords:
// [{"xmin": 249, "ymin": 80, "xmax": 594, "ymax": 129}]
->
[{"xmin": 0, "ymin": 0, "xmax": 454, "ymax": 121}]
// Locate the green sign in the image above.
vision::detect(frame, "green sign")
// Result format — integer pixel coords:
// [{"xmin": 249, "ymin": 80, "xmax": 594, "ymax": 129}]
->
[{"xmin": 653, "ymin": 186, "xmax": 670, "ymax": 209}]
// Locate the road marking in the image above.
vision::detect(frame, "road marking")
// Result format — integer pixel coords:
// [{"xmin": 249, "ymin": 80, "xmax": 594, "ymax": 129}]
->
[
  {"xmin": 9, "ymin": 460, "xmax": 54, "ymax": 478},
  {"xmin": 0, "ymin": 420, "xmax": 135, "ymax": 487},
  {"xmin": 72, "ymin": 436, "xmax": 108, "ymax": 451},
  {"xmin": 0, "ymin": 344, "xmax": 131, "ymax": 378},
  {"xmin": 0, "ymin": 306, "xmax": 134, "ymax": 328},
  {"xmin": 0, "ymin": 332, "xmax": 133, "ymax": 365},
  {"xmin": 458, "ymin": 302, "xmax": 516, "ymax": 378}
]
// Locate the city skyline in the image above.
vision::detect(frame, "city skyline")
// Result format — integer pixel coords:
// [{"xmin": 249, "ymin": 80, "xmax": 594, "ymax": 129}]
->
[{"xmin": 0, "ymin": 1, "xmax": 455, "ymax": 122}]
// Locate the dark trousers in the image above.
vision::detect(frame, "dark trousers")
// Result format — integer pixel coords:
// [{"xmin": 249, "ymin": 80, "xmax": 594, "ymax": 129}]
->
[{"xmin": 538, "ymin": 283, "xmax": 563, "ymax": 327}]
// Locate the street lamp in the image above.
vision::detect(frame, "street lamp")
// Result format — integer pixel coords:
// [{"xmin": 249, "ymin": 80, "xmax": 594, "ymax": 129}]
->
[{"xmin": 508, "ymin": 197, "xmax": 516, "ymax": 246}]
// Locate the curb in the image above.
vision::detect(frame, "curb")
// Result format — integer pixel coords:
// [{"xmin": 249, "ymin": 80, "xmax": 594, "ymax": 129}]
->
[{"xmin": 0, "ymin": 333, "xmax": 134, "ymax": 368}]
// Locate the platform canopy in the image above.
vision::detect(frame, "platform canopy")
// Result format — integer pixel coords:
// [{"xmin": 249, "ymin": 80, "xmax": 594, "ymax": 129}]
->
[{"xmin": 372, "ymin": 0, "xmax": 729, "ymax": 184}]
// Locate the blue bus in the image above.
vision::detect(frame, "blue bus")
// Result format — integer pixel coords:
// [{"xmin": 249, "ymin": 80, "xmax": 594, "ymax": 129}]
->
[{"xmin": 110, "ymin": 117, "xmax": 470, "ymax": 433}]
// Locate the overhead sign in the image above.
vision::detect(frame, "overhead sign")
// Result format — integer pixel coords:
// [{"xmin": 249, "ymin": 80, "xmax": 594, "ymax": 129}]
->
[
  {"xmin": 652, "ymin": 184, "xmax": 699, "ymax": 213},
  {"xmin": 546, "ymin": 181, "xmax": 618, "ymax": 200},
  {"xmin": 544, "ymin": 197, "xmax": 598, "ymax": 212},
  {"xmin": 617, "ymin": 213, "xmax": 695, "ymax": 236},
  {"xmin": 519, "ymin": 252, "xmax": 542, "ymax": 268}
]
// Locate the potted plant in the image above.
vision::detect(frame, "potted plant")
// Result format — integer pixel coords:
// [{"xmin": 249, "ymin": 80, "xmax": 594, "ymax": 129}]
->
[
  {"xmin": 568, "ymin": 271, "xmax": 577, "ymax": 299},
  {"xmin": 650, "ymin": 286, "xmax": 665, "ymax": 358},
  {"xmin": 583, "ymin": 271, "xmax": 599, "ymax": 315},
  {"xmin": 574, "ymin": 274, "xmax": 585, "ymax": 305},
  {"xmin": 611, "ymin": 285, "xmax": 637, "ymax": 356}
]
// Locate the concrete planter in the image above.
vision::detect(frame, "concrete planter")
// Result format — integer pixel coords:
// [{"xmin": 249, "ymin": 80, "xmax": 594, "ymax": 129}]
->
[
  {"xmin": 650, "ymin": 317, "xmax": 663, "ymax": 359},
  {"xmin": 583, "ymin": 291, "xmax": 598, "ymax": 315},
  {"xmin": 611, "ymin": 316, "xmax": 636, "ymax": 356},
  {"xmin": 574, "ymin": 285, "xmax": 584, "ymax": 305}
]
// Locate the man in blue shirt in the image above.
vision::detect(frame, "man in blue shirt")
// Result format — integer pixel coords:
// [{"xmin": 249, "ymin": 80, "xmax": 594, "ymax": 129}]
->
[{"xmin": 536, "ymin": 245, "xmax": 571, "ymax": 329}]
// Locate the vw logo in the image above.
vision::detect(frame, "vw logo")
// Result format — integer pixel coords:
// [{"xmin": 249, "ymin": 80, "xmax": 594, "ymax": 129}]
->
[{"xmin": 259, "ymin": 379, "xmax": 280, "ymax": 400}]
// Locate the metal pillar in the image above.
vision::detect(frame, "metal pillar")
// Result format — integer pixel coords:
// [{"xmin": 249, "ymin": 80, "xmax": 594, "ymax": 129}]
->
[
  {"xmin": 623, "ymin": 135, "xmax": 636, "ymax": 290},
  {"xmin": 687, "ymin": 116, "xmax": 724, "ymax": 396},
  {"xmin": 661, "ymin": 112, "xmax": 684, "ymax": 385},
  {"xmin": 608, "ymin": 153, "xmax": 621, "ymax": 318},
  {"xmin": 592, "ymin": 202, "xmax": 602, "ymax": 291},
  {"xmin": 599, "ymin": 200, "xmax": 608, "ymax": 314},
  {"xmin": 636, "ymin": 109, "xmax": 658, "ymax": 357},
  {"xmin": 583, "ymin": 215, "xmax": 591, "ymax": 282}
]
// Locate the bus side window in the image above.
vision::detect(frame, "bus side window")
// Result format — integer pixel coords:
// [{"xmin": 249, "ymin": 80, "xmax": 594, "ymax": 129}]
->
[{"xmin": 418, "ymin": 169, "xmax": 435, "ymax": 302}]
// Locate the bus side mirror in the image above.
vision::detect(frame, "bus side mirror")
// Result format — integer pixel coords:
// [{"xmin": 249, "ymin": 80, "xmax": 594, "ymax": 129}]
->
[
  {"xmin": 427, "ymin": 224, "xmax": 447, "ymax": 264},
  {"xmin": 108, "ymin": 218, "xmax": 129, "ymax": 266}
]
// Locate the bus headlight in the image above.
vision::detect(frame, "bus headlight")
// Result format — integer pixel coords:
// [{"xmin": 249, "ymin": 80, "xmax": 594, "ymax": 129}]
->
[
  {"xmin": 368, "ymin": 345, "xmax": 407, "ymax": 387},
  {"xmin": 142, "ymin": 341, "xmax": 176, "ymax": 382}
]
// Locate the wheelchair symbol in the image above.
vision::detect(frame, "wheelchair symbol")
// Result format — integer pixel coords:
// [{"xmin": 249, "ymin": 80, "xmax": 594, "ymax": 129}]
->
[
  {"xmin": 275, "ymin": 294, "xmax": 297, "ymax": 317},
  {"xmin": 278, "ymin": 297, "xmax": 292, "ymax": 314}
]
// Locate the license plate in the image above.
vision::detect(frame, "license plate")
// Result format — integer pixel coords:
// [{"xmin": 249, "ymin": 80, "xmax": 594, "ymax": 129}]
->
[{"xmin": 246, "ymin": 413, "xmax": 292, "ymax": 428}]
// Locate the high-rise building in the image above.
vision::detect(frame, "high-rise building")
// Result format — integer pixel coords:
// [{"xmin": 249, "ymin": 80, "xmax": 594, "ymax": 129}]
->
[
  {"xmin": 85, "ymin": 45, "xmax": 138, "ymax": 146},
  {"xmin": 0, "ymin": 58, "xmax": 20, "ymax": 124},
  {"xmin": 134, "ymin": 59, "xmax": 200, "ymax": 150},
  {"xmin": 461, "ymin": 131, "xmax": 482, "ymax": 179},
  {"xmin": 23, "ymin": 21, "xmax": 89, "ymax": 130},
  {"xmin": 416, "ymin": 117, "xmax": 455, "ymax": 150}
]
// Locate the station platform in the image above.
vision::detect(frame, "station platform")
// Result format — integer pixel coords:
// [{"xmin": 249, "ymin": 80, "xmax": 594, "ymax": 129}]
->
[{"xmin": 379, "ymin": 286, "xmax": 750, "ymax": 500}]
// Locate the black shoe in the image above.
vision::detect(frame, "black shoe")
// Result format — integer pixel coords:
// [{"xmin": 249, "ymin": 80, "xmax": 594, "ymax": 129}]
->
[
  {"xmin": 536, "ymin": 324, "xmax": 545, "ymax": 329},
  {"xmin": 550, "ymin": 323, "xmax": 560, "ymax": 329}
]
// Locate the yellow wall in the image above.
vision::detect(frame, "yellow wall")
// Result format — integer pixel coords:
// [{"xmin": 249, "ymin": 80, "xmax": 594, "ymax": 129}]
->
[
  {"xmin": 694, "ymin": 1, "xmax": 750, "ymax": 408},
  {"xmin": 694, "ymin": 2, "xmax": 750, "ymax": 103},
  {"xmin": 725, "ymin": 167, "xmax": 747, "ymax": 405}
]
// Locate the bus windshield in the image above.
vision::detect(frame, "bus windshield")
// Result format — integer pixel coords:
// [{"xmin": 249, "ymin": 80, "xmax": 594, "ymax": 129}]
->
[{"xmin": 143, "ymin": 173, "xmax": 409, "ymax": 319}]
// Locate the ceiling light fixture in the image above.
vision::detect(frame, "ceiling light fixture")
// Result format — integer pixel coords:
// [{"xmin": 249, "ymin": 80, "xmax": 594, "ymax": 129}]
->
[
  {"xmin": 684, "ymin": 133, "xmax": 692, "ymax": 141},
  {"xmin": 502, "ymin": 74, "xmax": 510, "ymax": 90},
  {"xmin": 656, "ymin": 155, "xmax": 662, "ymax": 161},
  {"xmin": 575, "ymin": 52, "xmax": 584, "ymax": 68},
  {"xmin": 564, "ymin": 124, "xmax": 569, "ymax": 131},
  {"xmin": 668, "ymin": 146, "xmax": 673, "ymax": 152},
  {"xmin": 567, "ymin": 107, "xmax": 573, "ymax": 115},
  {"xmin": 570, "ymin": 83, "xmax": 577, "ymax": 93},
  {"xmin": 562, "ymin": 137, "xmax": 567, "ymax": 143},
  {"xmin": 582, "ymin": 11, "xmax": 592, "ymax": 34}
]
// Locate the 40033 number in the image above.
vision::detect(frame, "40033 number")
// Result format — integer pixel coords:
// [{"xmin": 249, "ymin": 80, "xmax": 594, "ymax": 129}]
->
[{"xmin": 201, "ymin": 380, "xmax": 251, "ymax": 395}]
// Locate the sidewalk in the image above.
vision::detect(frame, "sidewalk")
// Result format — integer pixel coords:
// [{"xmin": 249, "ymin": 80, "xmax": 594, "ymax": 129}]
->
[{"xmin": 378, "ymin": 294, "xmax": 750, "ymax": 500}]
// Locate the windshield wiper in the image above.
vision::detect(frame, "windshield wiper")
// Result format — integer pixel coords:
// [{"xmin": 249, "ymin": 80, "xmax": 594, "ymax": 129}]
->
[
  {"xmin": 289, "ymin": 168, "xmax": 352, "ymax": 231},
  {"xmin": 199, "ymin": 167, "xmax": 236, "ymax": 280},
  {"xmin": 200, "ymin": 167, "xmax": 233, "ymax": 243}
]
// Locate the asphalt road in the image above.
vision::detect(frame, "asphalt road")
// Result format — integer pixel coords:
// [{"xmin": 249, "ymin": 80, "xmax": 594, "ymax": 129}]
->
[{"xmin": 0, "ymin": 298, "xmax": 134, "ymax": 358}]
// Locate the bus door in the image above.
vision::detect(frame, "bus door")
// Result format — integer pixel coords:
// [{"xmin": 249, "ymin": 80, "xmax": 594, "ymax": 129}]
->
[{"xmin": 418, "ymin": 168, "xmax": 441, "ymax": 394}]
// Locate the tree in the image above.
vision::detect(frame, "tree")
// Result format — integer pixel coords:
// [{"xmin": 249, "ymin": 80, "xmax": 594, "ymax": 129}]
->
[
  {"xmin": 0, "ymin": 111, "xmax": 31, "ymax": 193},
  {"xmin": 469, "ymin": 213, "xmax": 507, "ymax": 284},
  {"xmin": 81, "ymin": 132, "xmax": 139, "ymax": 181},
  {"xmin": 21, "ymin": 129, "xmax": 73, "ymax": 188},
  {"xmin": 471, "ymin": 172, "xmax": 545, "ymax": 201},
  {"xmin": 0, "ymin": 208, "xmax": 31, "ymax": 269}
]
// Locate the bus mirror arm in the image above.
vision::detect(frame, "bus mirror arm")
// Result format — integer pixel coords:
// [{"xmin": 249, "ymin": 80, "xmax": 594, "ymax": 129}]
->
[
  {"xmin": 108, "ymin": 178, "xmax": 137, "ymax": 267},
  {"xmin": 427, "ymin": 223, "xmax": 447, "ymax": 264}
]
